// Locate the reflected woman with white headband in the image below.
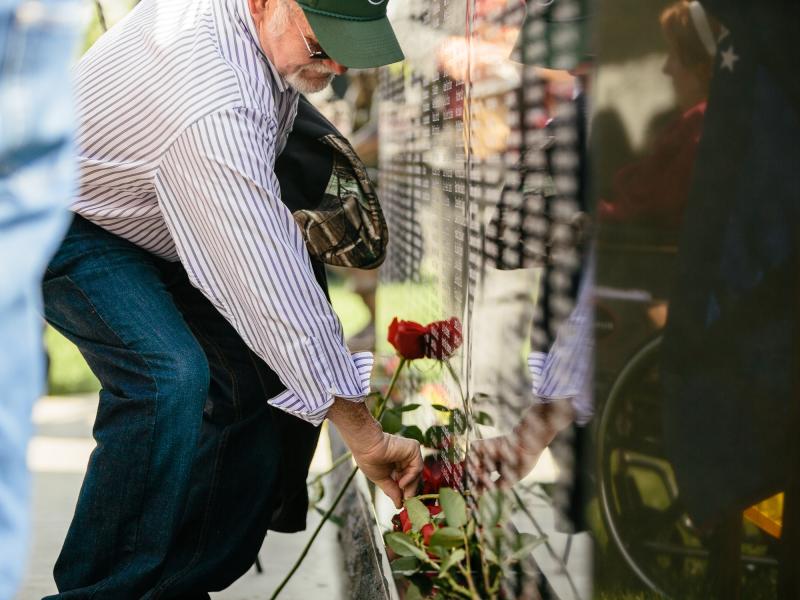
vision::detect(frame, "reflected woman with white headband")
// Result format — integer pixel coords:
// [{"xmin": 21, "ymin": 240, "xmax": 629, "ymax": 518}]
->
[{"xmin": 600, "ymin": 0, "xmax": 720, "ymax": 226}]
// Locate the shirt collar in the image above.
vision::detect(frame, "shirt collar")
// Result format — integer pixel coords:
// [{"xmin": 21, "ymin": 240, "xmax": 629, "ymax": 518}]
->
[{"xmin": 233, "ymin": 0, "xmax": 289, "ymax": 94}]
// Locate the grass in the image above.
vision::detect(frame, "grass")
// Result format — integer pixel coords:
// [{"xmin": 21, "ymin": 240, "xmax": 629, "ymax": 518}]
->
[
  {"xmin": 45, "ymin": 326, "xmax": 100, "ymax": 395},
  {"xmin": 45, "ymin": 278, "xmax": 440, "ymax": 395}
]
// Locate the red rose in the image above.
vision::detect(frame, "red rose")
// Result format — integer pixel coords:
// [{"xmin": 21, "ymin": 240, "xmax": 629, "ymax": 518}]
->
[
  {"xmin": 422, "ymin": 456, "xmax": 466, "ymax": 494},
  {"xmin": 428, "ymin": 505, "xmax": 442, "ymax": 517},
  {"xmin": 397, "ymin": 507, "xmax": 412, "ymax": 533},
  {"xmin": 443, "ymin": 461, "xmax": 465, "ymax": 489},
  {"xmin": 387, "ymin": 318, "xmax": 427, "ymax": 359},
  {"xmin": 423, "ymin": 317, "xmax": 463, "ymax": 360},
  {"xmin": 421, "ymin": 523, "xmax": 435, "ymax": 545},
  {"xmin": 422, "ymin": 456, "xmax": 445, "ymax": 494},
  {"xmin": 391, "ymin": 513, "xmax": 402, "ymax": 532}
]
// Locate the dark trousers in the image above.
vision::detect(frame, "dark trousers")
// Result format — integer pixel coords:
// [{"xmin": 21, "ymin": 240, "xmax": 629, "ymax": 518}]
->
[{"xmin": 41, "ymin": 215, "xmax": 317, "ymax": 599}]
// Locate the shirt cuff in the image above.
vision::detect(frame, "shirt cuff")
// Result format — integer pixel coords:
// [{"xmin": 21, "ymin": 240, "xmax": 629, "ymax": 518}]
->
[
  {"xmin": 528, "ymin": 351, "xmax": 593, "ymax": 426},
  {"xmin": 267, "ymin": 351, "xmax": 374, "ymax": 426}
]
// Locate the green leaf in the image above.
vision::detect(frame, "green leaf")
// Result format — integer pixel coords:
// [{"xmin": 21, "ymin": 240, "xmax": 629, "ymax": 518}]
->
[
  {"xmin": 448, "ymin": 408, "xmax": 467, "ymax": 434},
  {"xmin": 308, "ymin": 479, "xmax": 324, "ymax": 505},
  {"xmin": 439, "ymin": 548, "xmax": 466, "ymax": 573},
  {"xmin": 424, "ymin": 425, "xmax": 448, "ymax": 448},
  {"xmin": 506, "ymin": 533, "xmax": 547, "ymax": 563},
  {"xmin": 390, "ymin": 556, "xmax": 421, "ymax": 576},
  {"xmin": 405, "ymin": 497, "xmax": 430, "ymax": 532},
  {"xmin": 474, "ymin": 411, "xmax": 494, "ymax": 426},
  {"xmin": 431, "ymin": 403, "xmax": 450, "ymax": 412},
  {"xmin": 439, "ymin": 487, "xmax": 467, "ymax": 528},
  {"xmin": 478, "ymin": 489, "xmax": 506, "ymax": 527},
  {"xmin": 380, "ymin": 408, "xmax": 403, "ymax": 434},
  {"xmin": 385, "ymin": 532, "xmax": 427, "ymax": 560},
  {"xmin": 428, "ymin": 527, "xmax": 464, "ymax": 548},
  {"xmin": 483, "ymin": 546, "xmax": 500, "ymax": 564},
  {"xmin": 399, "ymin": 403, "xmax": 421, "ymax": 412},
  {"xmin": 405, "ymin": 583, "xmax": 424, "ymax": 600},
  {"xmin": 427, "ymin": 544, "xmax": 448, "ymax": 558},
  {"xmin": 400, "ymin": 425, "xmax": 425, "ymax": 444}
]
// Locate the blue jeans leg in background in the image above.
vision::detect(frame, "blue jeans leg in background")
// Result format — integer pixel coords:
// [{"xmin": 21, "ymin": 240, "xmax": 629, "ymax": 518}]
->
[{"xmin": 0, "ymin": 1, "xmax": 84, "ymax": 598}]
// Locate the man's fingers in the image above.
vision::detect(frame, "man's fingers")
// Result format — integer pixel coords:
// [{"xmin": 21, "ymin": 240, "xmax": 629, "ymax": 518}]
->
[
  {"xmin": 397, "ymin": 466, "xmax": 421, "ymax": 499},
  {"xmin": 396, "ymin": 465, "xmax": 419, "ymax": 490},
  {"xmin": 354, "ymin": 434, "xmax": 422, "ymax": 506},
  {"xmin": 377, "ymin": 478, "xmax": 403, "ymax": 508},
  {"xmin": 396, "ymin": 447, "xmax": 423, "ymax": 500}
]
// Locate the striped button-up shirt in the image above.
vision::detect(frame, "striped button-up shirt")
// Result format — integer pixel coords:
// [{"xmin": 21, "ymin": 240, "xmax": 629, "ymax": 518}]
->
[
  {"xmin": 528, "ymin": 255, "xmax": 594, "ymax": 425},
  {"xmin": 72, "ymin": 0, "xmax": 372, "ymax": 425}
]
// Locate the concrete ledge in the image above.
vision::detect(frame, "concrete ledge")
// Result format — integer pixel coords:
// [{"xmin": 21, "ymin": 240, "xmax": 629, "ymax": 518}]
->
[{"xmin": 330, "ymin": 427, "xmax": 399, "ymax": 600}]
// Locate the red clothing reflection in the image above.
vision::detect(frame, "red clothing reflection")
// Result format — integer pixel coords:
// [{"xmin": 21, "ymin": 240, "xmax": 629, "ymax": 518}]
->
[{"xmin": 600, "ymin": 101, "xmax": 706, "ymax": 227}]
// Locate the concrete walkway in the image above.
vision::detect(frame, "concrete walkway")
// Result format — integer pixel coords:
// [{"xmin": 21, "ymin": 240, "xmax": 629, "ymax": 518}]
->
[{"xmin": 18, "ymin": 395, "xmax": 345, "ymax": 600}]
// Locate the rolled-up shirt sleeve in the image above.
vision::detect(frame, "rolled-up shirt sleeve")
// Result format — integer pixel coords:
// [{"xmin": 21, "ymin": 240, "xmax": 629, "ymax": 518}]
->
[
  {"xmin": 154, "ymin": 106, "xmax": 371, "ymax": 425},
  {"xmin": 528, "ymin": 256, "xmax": 594, "ymax": 426}
]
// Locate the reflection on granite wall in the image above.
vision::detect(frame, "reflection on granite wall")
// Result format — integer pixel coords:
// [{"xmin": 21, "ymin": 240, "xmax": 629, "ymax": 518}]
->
[{"xmin": 379, "ymin": 1, "xmax": 592, "ymax": 597}]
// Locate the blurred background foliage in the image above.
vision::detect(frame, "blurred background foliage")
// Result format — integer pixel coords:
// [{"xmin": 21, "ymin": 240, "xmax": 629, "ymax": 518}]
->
[{"xmin": 45, "ymin": 276, "xmax": 437, "ymax": 395}]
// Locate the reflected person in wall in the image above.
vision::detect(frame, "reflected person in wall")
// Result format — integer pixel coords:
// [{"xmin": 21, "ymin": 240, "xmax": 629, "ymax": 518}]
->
[{"xmin": 599, "ymin": 0, "xmax": 720, "ymax": 227}]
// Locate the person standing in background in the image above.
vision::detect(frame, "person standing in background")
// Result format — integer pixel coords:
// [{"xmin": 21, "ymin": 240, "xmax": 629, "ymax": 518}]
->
[{"xmin": 0, "ymin": 0, "xmax": 85, "ymax": 597}]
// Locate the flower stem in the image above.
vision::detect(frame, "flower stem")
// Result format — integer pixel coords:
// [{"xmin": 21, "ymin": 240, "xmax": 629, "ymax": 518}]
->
[
  {"xmin": 444, "ymin": 360, "xmax": 474, "ymax": 427},
  {"xmin": 270, "ymin": 357, "xmax": 408, "ymax": 599},
  {"xmin": 461, "ymin": 530, "xmax": 481, "ymax": 599},
  {"xmin": 307, "ymin": 451, "xmax": 352, "ymax": 485},
  {"xmin": 414, "ymin": 490, "xmax": 473, "ymax": 503},
  {"xmin": 372, "ymin": 357, "xmax": 407, "ymax": 420},
  {"xmin": 478, "ymin": 529, "xmax": 492, "ymax": 596},
  {"xmin": 269, "ymin": 467, "xmax": 358, "ymax": 600},
  {"xmin": 445, "ymin": 573, "xmax": 476, "ymax": 598}
]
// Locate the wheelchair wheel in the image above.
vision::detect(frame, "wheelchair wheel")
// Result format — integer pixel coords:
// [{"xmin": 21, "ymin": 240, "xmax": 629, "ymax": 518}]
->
[{"xmin": 595, "ymin": 336, "xmax": 780, "ymax": 598}]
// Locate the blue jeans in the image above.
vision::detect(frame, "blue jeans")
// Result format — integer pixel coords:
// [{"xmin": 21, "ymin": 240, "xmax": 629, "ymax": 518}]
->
[
  {"xmin": 0, "ymin": 1, "xmax": 83, "ymax": 597},
  {"xmin": 42, "ymin": 216, "xmax": 321, "ymax": 599}
]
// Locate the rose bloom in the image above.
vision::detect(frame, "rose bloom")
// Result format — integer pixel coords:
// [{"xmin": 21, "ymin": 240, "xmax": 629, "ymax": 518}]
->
[
  {"xmin": 387, "ymin": 318, "xmax": 427, "ymax": 359},
  {"xmin": 420, "ymin": 523, "xmax": 435, "ymax": 545},
  {"xmin": 388, "ymin": 316, "xmax": 463, "ymax": 360},
  {"xmin": 422, "ymin": 456, "xmax": 465, "ymax": 495},
  {"xmin": 423, "ymin": 317, "xmax": 463, "ymax": 360},
  {"xmin": 393, "ymin": 507, "xmax": 413, "ymax": 533}
]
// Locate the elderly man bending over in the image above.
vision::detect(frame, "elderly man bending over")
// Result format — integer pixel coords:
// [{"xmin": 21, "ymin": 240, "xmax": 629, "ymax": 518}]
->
[{"xmin": 41, "ymin": 0, "xmax": 418, "ymax": 598}]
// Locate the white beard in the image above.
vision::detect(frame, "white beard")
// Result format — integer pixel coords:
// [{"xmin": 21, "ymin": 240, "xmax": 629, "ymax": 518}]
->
[{"xmin": 286, "ymin": 65, "xmax": 335, "ymax": 94}]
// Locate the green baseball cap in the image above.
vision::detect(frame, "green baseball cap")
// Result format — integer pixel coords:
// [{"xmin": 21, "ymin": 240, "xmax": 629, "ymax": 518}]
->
[{"xmin": 296, "ymin": 0, "xmax": 404, "ymax": 69}]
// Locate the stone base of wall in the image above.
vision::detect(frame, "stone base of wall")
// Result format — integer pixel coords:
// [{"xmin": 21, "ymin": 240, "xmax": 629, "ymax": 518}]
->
[{"xmin": 329, "ymin": 425, "xmax": 399, "ymax": 600}]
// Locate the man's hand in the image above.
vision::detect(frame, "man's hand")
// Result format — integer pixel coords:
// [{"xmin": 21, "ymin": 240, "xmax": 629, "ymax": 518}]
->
[
  {"xmin": 327, "ymin": 398, "xmax": 423, "ymax": 508},
  {"xmin": 468, "ymin": 399, "xmax": 575, "ymax": 492},
  {"xmin": 468, "ymin": 435, "xmax": 542, "ymax": 491},
  {"xmin": 351, "ymin": 432, "xmax": 423, "ymax": 508}
]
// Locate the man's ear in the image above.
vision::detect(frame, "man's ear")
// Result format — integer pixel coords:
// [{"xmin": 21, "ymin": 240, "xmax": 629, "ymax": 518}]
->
[{"xmin": 247, "ymin": 0, "xmax": 267, "ymax": 24}]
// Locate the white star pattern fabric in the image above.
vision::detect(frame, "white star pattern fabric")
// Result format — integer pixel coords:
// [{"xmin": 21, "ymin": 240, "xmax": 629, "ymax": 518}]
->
[{"xmin": 720, "ymin": 45, "xmax": 739, "ymax": 71}]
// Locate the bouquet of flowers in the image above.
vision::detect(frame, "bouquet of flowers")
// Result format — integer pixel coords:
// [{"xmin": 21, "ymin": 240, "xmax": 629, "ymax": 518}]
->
[
  {"xmin": 386, "ymin": 469, "xmax": 543, "ymax": 599},
  {"xmin": 272, "ymin": 315, "xmax": 543, "ymax": 600}
]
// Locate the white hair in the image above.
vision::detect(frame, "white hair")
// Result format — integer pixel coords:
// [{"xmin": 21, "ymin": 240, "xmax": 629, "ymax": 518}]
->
[{"xmin": 267, "ymin": 0, "xmax": 294, "ymax": 37}]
